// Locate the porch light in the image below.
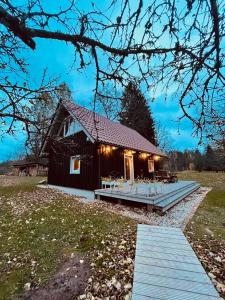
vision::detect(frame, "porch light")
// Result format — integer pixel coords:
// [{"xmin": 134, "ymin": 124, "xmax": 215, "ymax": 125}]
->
[
  {"xmin": 100, "ymin": 144, "xmax": 108, "ymax": 153},
  {"xmin": 100, "ymin": 145, "xmax": 105, "ymax": 153},
  {"xmin": 124, "ymin": 149, "xmax": 135, "ymax": 155},
  {"xmin": 100, "ymin": 144, "xmax": 115, "ymax": 154},
  {"xmin": 154, "ymin": 155, "xmax": 160, "ymax": 161},
  {"xmin": 140, "ymin": 153, "xmax": 149, "ymax": 159},
  {"xmin": 105, "ymin": 146, "xmax": 111, "ymax": 152}
]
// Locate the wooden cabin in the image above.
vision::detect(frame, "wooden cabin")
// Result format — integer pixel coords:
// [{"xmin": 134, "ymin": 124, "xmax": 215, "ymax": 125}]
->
[{"xmin": 41, "ymin": 101, "xmax": 166, "ymax": 190}]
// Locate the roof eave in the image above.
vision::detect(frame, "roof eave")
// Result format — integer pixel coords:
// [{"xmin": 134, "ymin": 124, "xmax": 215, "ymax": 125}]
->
[{"xmin": 96, "ymin": 141, "xmax": 167, "ymax": 157}]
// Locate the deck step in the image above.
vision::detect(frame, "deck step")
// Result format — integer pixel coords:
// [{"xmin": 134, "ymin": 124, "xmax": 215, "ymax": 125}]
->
[
  {"xmin": 157, "ymin": 184, "xmax": 199, "ymax": 207},
  {"xmin": 152, "ymin": 181, "xmax": 197, "ymax": 205},
  {"xmin": 156, "ymin": 183, "xmax": 200, "ymax": 212},
  {"xmin": 156, "ymin": 184, "xmax": 200, "ymax": 211}
]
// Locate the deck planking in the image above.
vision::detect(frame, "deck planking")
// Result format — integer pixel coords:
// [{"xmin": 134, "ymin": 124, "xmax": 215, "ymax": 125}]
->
[
  {"xmin": 132, "ymin": 225, "xmax": 220, "ymax": 300},
  {"xmin": 95, "ymin": 181, "xmax": 200, "ymax": 213}
]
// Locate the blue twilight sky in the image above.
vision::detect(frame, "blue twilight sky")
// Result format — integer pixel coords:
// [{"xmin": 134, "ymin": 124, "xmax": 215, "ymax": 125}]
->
[
  {"xmin": 0, "ymin": 2, "xmax": 203, "ymax": 162},
  {"xmin": 0, "ymin": 39, "xmax": 201, "ymax": 162}
]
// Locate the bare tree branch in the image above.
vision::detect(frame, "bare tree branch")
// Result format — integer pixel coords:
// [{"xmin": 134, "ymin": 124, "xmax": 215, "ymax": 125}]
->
[{"xmin": 0, "ymin": 0, "xmax": 224, "ymax": 144}]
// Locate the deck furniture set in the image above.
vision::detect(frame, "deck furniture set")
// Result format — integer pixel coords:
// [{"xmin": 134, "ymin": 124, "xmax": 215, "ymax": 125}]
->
[{"xmin": 101, "ymin": 178, "xmax": 164, "ymax": 196}]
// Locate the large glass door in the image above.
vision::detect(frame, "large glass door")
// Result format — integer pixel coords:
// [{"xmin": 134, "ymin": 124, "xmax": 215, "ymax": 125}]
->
[{"xmin": 124, "ymin": 154, "xmax": 134, "ymax": 181}]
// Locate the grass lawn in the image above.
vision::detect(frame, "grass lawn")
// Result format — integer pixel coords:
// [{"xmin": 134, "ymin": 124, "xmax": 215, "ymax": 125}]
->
[
  {"xmin": 178, "ymin": 171, "xmax": 225, "ymax": 240},
  {"xmin": 178, "ymin": 171, "xmax": 225, "ymax": 297},
  {"xmin": 1, "ymin": 173, "xmax": 224, "ymax": 299},
  {"xmin": 0, "ymin": 176, "xmax": 137, "ymax": 300}
]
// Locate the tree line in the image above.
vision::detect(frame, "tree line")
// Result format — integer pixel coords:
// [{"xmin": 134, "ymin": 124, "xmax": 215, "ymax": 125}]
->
[{"xmin": 167, "ymin": 145, "xmax": 225, "ymax": 172}]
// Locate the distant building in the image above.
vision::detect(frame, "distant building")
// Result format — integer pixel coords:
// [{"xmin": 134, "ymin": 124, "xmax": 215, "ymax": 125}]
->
[
  {"xmin": 12, "ymin": 160, "xmax": 48, "ymax": 177},
  {"xmin": 189, "ymin": 162, "xmax": 195, "ymax": 170}
]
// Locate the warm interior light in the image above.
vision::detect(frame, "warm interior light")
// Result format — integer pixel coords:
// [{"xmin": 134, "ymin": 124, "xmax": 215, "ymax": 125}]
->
[
  {"xmin": 154, "ymin": 155, "xmax": 160, "ymax": 161},
  {"xmin": 140, "ymin": 152, "xmax": 149, "ymax": 159},
  {"xmin": 100, "ymin": 145, "xmax": 105, "ymax": 153},
  {"xmin": 124, "ymin": 149, "xmax": 136, "ymax": 155},
  {"xmin": 100, "ymin": 144, "xmax": 114, "ymax": 154}
]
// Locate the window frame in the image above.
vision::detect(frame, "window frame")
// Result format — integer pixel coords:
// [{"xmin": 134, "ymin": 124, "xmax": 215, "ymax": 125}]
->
[
  {"xmin": 124, "ymin": 154, "xmax": 134, "ymax": 181},
  {"xmin": 64, "ymin": 117, "xmax": 73, "ymax": 137},
  {"xmin": 70, "ymin": 155, "xmax": 81, "ymax": 174}
]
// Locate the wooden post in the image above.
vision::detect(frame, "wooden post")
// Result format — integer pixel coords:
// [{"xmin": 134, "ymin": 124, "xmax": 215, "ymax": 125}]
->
[
  {"xmin": 95, "ymin": 194, "xmax": 101, "ymax": 200},
  {"xmin": 118, "ymin": 199, "xmax": 122, "ymax": 205},
  {"xmin": 157, "ymin": 209, "xmax": 165, "ymax": 216},
  {"xmin": 147, "ymin": 204, "xmax": 153, "ymax": 212}
]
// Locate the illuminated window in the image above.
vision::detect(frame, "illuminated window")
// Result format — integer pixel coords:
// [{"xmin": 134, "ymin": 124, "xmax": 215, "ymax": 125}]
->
[
  {"xmin": 70, "ymin": 156, "xmax": 80, "ymax": 174},
  {"xmin": 148, "ymin": 159, "xmax": 154, "ymax": 172}
]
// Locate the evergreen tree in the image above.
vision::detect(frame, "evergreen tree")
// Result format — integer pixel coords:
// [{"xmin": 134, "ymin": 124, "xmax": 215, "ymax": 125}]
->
[
  {"xmin": 205, "ymin": 145, "xmax": 217, "ymax": 171},
  {"xmin": 119, "ymin": 81, "xmax": 156, "ymax": 144},
  {"xmin": 194, "ymin": 150, "xmax": 204, "ymax": 172},
  {"xmin": 217, "ymin": 140, "xmax": 225, "ymax": 171}
]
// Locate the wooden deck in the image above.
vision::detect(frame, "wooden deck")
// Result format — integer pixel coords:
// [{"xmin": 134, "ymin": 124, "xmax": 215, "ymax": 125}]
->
[
  {"xmin": 132, "ymin": 225, "xmax": 220, "ymax": 300},
  {"xmin": 95, "ymin": 180, "xmax": 200, "ymax": 213}
]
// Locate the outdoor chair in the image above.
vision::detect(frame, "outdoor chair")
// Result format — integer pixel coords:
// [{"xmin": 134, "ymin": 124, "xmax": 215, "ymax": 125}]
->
[{"xmin": 155, "ymin": 170, "xmax": 178, "ymax": 183}]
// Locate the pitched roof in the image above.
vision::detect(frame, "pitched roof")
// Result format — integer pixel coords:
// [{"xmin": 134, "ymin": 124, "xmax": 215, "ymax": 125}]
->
[
  {"xmin": 63, "ymin": 101, "xmax": 166, "ymax": 157},
  {"xmin": 13, "ymin": 159, "xmax": 48, "ymax": 167}
]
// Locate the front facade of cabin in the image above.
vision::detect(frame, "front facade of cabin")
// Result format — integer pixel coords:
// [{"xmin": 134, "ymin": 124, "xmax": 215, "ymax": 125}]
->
[
  {"xmin": 43, "ymin": 101, "xmax": 164, "ymax": 191},
  {"xmin": 47, "ymin": 133, "xmax": 160, "ymax": 190}
]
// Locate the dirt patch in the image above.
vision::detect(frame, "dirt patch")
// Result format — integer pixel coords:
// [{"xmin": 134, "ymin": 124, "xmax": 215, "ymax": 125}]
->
[{"xmin": 22, "ymin": 255, "xmax": 90, "ymax": 300}]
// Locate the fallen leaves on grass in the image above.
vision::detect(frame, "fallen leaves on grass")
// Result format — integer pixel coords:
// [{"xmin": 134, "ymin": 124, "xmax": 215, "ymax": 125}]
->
[
  {"xmin": 186, "ymin": 228, "xmax": 225, "ymax": 298},
  {"xmin": 0, "ymin": 179, "xmax": 137, "ymax": 299},
  {"xmin": 0, "ymin": 188, "xmax": 68, "ymax": 216},
  {"xmin": 80, "ymin": 225, "xmax": 136, "ymax": 299}
]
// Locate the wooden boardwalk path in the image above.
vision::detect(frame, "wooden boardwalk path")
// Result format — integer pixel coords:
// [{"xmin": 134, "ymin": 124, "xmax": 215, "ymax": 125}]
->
[{"xmin": 132, "ymin": 225, "xmax": 220, "ymax": 300}]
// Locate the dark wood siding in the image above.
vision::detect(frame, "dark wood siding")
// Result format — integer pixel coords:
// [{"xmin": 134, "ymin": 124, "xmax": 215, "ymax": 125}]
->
[
  {"xmin": 48, "ymin": 136, "xmax": 160, "ymax": 190},
  {"xmin": 99, "ymin": 147, "xmax": 124, "ymax": 178},
  {"xmin": 48, "ymin": 131, "xmax": 99, "ymax": 190},
  {"xmin": 134, "ymin": 153, "xmax": 149, "ymax": 178}
]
